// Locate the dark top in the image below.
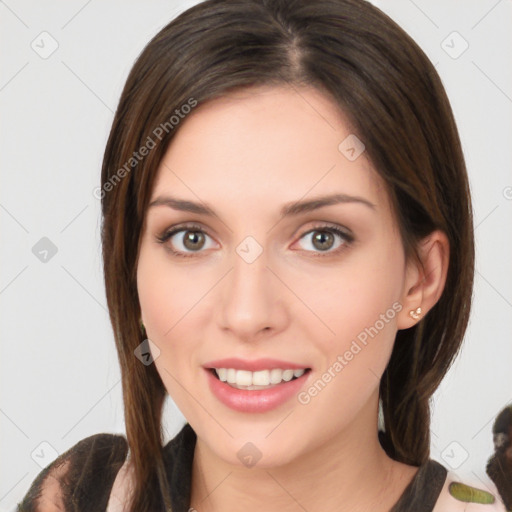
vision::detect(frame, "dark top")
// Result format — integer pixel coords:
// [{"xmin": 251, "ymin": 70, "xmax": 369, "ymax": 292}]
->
[{"xmin": 14, "ymin": 422, "xmax": 491, "ymax": 512}]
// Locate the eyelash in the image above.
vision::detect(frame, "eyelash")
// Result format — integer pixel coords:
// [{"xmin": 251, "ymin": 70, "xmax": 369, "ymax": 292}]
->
[{"xmin": 155, "ymin": 222, "xmax": 354, "ymax": 259}]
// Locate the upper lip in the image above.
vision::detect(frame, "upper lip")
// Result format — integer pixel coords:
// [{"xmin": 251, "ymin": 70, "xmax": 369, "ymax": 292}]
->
[{"xmin": 203, "ymin": 357, "xmax": 311, "ymax": 372}]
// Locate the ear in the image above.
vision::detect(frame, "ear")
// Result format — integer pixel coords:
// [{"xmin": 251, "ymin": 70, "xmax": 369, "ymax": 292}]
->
[{"xmin": 396, "ymin": 230, "xmax": 450, "ymax": 329}]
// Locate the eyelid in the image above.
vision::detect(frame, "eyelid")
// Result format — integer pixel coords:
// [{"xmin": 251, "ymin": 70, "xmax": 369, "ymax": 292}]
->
[
  {"xmin": 298, "ymin": 221, "xmax": 354, "ymax": 241},
  {"xmin": 155, "ymin": 222, "xmax": 217, "ymax": 247}
]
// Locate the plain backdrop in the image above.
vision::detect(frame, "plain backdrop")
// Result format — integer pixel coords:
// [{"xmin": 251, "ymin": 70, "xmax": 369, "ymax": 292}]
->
[{"xmin": 1, "ymin": 1, "xmax": 511, "ymax": 510}]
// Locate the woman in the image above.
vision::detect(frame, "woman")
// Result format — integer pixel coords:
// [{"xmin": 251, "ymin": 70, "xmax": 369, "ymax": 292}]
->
[{"xmin": 16, "ymin": 0, "xmax": 509, "ymax": 511}]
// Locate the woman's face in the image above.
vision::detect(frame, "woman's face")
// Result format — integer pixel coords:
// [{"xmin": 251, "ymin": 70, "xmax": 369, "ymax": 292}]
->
[{"xmin": 137, "ymin": 85, "xmax": 414, "ymax": 467}]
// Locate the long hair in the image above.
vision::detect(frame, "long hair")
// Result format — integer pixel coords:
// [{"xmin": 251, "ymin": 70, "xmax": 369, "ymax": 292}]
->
[{"xmin": 100, "ymin": 0, "xmax": 474, "ymax": 509}]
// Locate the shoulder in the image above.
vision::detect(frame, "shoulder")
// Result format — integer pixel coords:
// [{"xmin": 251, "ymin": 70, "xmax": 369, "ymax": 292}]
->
[
  {"xmin": 106, "ymin": 423, "xmax": 198, "ymax": 512},
  {"xmin": 17, "ymin": 432, "xmax": 128, "ymax": 512},
  {"xmin": 106, "ymin": 456, "xmax": 136, "ymax": 512},
  {"xmin": 433, "ymin": 469, "xmax": 508, "ymax": 512}
]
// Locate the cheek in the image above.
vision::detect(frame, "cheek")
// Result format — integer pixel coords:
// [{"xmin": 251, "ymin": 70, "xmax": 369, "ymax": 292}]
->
[
  {"xmin": 137, "ymin": 251, "xmax": 173, "ymax": 336},
  {"xmin": 293, "ymin": 239, "xmax": 404, "ymax": 344},
  {"xmin": 136, "ymin": 245, "xmax": 215, "ymax": 388},
  {"xmin": 137, "ymin": 250, "xmax": 198, "ymax": 411},
  {"xmin": 295, "ymin": 304, "xmax": 399, "ymax": 430},
  {"xmin": 291, "ymin": 239, "xmax": 404, "ymax": 406},
  {"xmin": 137, "ymin": 244, "xmax": 206, "ymax": 339}
]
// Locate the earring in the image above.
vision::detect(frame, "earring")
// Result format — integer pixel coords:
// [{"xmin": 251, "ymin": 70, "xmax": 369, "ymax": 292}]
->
[
  {"xmin": 409, "ymin": 307, "xmax": 422, "ymax": 320},
  {"xmin": 139, "ymin": 318, "xmax": 146, "ymax": 334}
]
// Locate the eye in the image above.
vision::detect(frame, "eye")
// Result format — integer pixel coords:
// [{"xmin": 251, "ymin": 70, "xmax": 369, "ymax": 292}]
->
[
  {"xmin": 295, "ymin": 224, "xmax": 354, "ymax": 256},
  {"xmin": 155, "ymin": 223, "xmax": 216, "ymax": 257},
  {"xmin": 156, "ymin": 222, "xmax": 354, "ymax": 258}
]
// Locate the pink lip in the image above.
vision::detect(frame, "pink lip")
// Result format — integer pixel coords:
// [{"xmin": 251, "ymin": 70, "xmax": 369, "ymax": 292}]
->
[
  {"xmin": 204, "ymin": 367, "xmax": 312, "ymax": 413},
  {"xmin": 203, "ymin": 357, "xmax": 310, "ymax": 372}
]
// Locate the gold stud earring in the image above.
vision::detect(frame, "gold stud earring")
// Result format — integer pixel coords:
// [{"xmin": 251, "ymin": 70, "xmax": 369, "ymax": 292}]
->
[{"xmin": 409, "ymin": 307, "xmax": 422, "ymax": 320}]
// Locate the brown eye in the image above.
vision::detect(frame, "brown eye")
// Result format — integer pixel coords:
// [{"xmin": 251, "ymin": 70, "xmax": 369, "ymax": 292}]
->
[
  {"xmin": 311, "ymin": 231, "xmax": 335, "ymax": 251},
  {"xmin": 296, "ymin": 225, "xmax": 353, "ymax": 255},
  {"xmin": 182, "ymin": 230, "xmax": 206, "ymax": 251},
  {"xmin": 156, "ymin": 224, "xmax": 216, "ymax": 257}
]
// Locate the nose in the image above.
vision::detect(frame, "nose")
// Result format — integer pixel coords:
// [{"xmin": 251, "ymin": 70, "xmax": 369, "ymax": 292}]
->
[{"xmin": 216, "ymin": 246, "xmax": 289, "ymax": 342}]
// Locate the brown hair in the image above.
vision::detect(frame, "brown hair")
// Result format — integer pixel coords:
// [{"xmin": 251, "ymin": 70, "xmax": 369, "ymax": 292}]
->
[{"xmin": 100, "ymin": 0, "xmax": 474, "ymax": 510}]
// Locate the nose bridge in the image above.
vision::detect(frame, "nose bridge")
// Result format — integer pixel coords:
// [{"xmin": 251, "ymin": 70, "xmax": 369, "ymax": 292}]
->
[{"xmin": 218, "ymin": 236, "xmax": 285, "ymax": 337}]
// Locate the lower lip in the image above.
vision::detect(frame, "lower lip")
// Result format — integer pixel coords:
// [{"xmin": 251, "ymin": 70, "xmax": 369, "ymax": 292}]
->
[{"xmin": 204, "ymin": 368, "xmax": 311, "ymax": 413}]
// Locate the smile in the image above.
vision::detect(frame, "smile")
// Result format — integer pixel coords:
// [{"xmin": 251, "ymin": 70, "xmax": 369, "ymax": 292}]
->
[
  {"xmin": 203, "ymin": 358, "xmax": 312, "ymax": 413},
  {"xmin": 211, "ymin": 368, "xmax": 308, "ymax": 389}
]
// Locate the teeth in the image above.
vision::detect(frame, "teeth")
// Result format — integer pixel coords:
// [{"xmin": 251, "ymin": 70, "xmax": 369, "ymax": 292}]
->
[{"xmin": 213, "ymin": 368, "xmax": 307, "ymax": 388}]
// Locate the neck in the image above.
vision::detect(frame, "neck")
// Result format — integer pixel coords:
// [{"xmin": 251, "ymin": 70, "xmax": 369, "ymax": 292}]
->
[{"xmin": 189, "ymin": 392, "xmax": 419, "ymax": 512}]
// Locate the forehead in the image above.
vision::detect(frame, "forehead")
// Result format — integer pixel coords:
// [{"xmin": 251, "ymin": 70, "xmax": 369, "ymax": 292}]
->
[{"xmin": 151, "ymin": 85, "xmax": 386, "ymax": 216}]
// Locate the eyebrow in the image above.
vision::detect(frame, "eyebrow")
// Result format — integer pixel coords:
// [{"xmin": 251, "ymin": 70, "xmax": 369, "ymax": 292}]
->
[{"xmin": 148, "ymin": 193, "xmax": 376, "ymax": 217}]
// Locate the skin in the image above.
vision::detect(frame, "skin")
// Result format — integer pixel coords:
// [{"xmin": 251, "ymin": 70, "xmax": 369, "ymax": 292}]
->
[{"xmin": 136, "ymin": 85, "xmax": 449, "ymax": 512}]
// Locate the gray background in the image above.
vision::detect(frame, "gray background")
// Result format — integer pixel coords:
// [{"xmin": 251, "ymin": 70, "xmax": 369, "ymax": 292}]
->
[{"xmin": 1, "ymin": 1, "xmax": 511, "ymax": 510}]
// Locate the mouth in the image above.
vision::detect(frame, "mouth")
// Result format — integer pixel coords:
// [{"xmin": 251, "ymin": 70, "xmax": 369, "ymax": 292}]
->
[
  {"xmin": 207, "ymin": 367, "xmax": 312, "ymax": 390},
  {"xmin": 203, "ymin": 360, "xmax": 313, "ymax": 413}
]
